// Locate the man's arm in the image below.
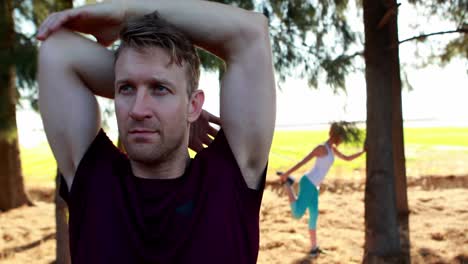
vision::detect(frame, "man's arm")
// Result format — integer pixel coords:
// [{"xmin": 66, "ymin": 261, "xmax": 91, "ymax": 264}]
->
[
  {"xmin": 125, "ymin": 1, "xmax": 276, "ymax": 189},
  {"xmin": 38, "ymin": 31, "xmax": 220, "ymax": 189},
  {"xmin": 38, "ymin": 0, "xmax": 276, "ymax": 190},
  {"xmin": 38, "ymin": 30, "xmax": 116, "ymax": 189}
]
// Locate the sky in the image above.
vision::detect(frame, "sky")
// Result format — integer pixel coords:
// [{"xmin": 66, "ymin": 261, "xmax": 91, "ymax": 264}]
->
[{"xmin": 15, "ymin": 0, "xmax": 468, "ymax": 147}]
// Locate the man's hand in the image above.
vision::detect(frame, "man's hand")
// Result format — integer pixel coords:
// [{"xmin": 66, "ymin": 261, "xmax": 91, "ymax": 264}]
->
[
  {"xmin": 189, "ymin": 110, "xmax": 221, "ymax": 153},
  {"xmin": 36, "ymin": 2, "xmax": 125, "ymax": 46}
]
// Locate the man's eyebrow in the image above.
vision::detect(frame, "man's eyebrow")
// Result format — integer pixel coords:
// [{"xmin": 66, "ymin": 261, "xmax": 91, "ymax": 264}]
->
[
  {"xmin": 148, "ymin": 76, "xmax": 177, "ymax": 88},
  {"xmin": 115, "ymin": 78, "xmax": 130, "ymax": 86},
  {"xmin": 114, "ymin": 77, "xmax": 177, "ymax": 88}
]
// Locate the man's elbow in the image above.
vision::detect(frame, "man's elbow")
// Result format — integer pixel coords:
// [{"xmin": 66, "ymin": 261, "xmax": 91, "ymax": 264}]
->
[
  {"xmin": 38, "ymin": 29, "xmax": 77, "ymax": 69},
  {"xmin": 243, "ymin": 13, "xmax": 269, "ymax": 42},
  {"xmin": 39, "ymin": 31, "xmax": 60, "ymax": 57},
  {"xmin": 251, "ymin": 13, "xmax": 269, "ymax": 34},
  {"xmin": 227, "ymin": 13, "xmax": 269, "ymax": 54}
]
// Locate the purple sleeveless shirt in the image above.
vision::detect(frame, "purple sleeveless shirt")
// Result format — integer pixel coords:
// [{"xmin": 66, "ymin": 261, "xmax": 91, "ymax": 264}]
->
[{"xmin": 60, "ymin": 129, "xmax": 266, "ymax": 264}]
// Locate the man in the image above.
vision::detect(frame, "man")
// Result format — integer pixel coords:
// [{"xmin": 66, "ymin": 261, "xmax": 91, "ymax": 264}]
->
[{"xmin": 37, "ymin": 1, "xmax": 275, "ymax": 263}]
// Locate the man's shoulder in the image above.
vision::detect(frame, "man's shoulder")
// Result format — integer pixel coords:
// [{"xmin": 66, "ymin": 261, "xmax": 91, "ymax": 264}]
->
[
  {"xmin": 87, "ymin": 129, "xmax": 123, "ymax": 157},
  {"xmin": 197, "ymin": 129, "xmax": 229, "ymax": 156},
  {"xmin": 63, "ymin": 129, "xmax": 129, "ymax": 203},
  {"xmin": 190, "ymin": 129, "xmax": 239, "ymax": 176},
  {"xmin": 190, "ymin": 129, "xmax": 266, "ymax": 192},
  {"xmin": 76, "ymin": 129, "xmax": 127, "ymax": 175}
]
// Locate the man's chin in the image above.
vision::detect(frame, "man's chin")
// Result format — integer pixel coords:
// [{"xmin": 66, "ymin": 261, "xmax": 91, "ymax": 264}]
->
[
  {"xmin": 124, "ymin": 143, "xmax": 160, "ymax": 163},
  {"xmin": 127, "ymin": 152, "xmax": 162, "ymax": 165}
]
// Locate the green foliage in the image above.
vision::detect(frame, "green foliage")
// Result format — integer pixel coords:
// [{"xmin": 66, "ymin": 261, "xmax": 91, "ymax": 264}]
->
[
  {"xmin": 403, "ymin": 0, "xmax": 467, "ymax": 67},
  {"xmin": 438, "ymin": 34, "xmax": 468, "ymax": 65},
  {"xmin": 202, "ymin": 0, "xmax": 360, "ymax": 92},
  {"xmin": 197, "ymin": 48, "xmax": 225, "ymax": 73},
  {"xmin": 321, "ymin": 53, "xmax": 359, "ymax": 91},
  {"xmin": 10, "ymin": 0, "xmax": 467, "ymax": 111},
  {"xmin": 12, "ymin": 0, "xmax": 73, "ymax": 111},
  {"xmin": 211, "ymin": 0, "xmax": 254, "ymax": 10},
  {"xmin": 32, "ymin": 0, "xmax": 54, "ymax": 26},
  {"xmin": 265, "ymin": 0, "xmax": 360, "ymax": 91},
  {"xmin": 408, "ymin": 0, "xmax": 467, "ymax": 23},
  {"xmin": 15, "ymin": 32, "xmax": 38, "ymax": 95},
  {"xmin": 330, "ymin": 121, "xmax": 365, "ymax": 145}
]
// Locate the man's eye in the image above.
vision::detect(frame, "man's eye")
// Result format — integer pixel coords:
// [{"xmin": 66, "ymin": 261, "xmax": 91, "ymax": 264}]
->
[
  {"xmin": 152, "ymin": 85, "xmax": 170, "ymax": 94},
  {"xmin": 119, "ymin": 85, "xmax": 134, "ymax": 94}
]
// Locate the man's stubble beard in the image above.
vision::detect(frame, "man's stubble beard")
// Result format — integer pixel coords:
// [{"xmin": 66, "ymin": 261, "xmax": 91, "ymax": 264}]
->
[{"xmin": 123, "ymin": 131, "xmax": 187, "ymax": 166}]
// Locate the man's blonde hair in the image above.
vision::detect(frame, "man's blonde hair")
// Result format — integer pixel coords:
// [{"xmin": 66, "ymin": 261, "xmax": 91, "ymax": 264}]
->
[{"xmin": 115, "ymin": 11, "xmax": 200, "ymax": 95}]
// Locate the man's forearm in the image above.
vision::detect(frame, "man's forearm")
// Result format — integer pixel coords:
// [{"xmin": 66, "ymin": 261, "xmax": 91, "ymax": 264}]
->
[{"xmin": 125, "ymin": 0, "xmax": 267, "ymax": 60}]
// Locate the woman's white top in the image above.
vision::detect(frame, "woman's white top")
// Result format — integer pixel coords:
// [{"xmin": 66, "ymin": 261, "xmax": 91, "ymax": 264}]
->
[{"xmin": 306, "ymin": 142, "xmax": 335, "ymax": 187}]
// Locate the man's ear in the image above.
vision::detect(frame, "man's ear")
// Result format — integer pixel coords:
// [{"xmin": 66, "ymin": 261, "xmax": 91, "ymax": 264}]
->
[{"xmin": 187, "ymin": 89, "xmax": 205, "ymax": 123}]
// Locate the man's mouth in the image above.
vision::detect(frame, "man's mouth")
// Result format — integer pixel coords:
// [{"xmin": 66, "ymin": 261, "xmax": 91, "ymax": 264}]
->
[
  {"xmin": 128, "ymin": 128, "xmax": 159, "ymax": 143},
  {"xmin": 129, "ymin": 128, "xmax": 157, "ymax": 134}
]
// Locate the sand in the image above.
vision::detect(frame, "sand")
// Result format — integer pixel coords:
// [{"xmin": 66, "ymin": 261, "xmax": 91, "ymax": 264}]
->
[{"xmin": 1, "ymin": 175, "xmax": 467, "ymax": 264}]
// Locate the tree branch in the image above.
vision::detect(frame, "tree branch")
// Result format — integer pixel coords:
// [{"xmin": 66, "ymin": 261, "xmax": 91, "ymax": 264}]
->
[
  {"xmin": 399, "ymin": 28, "xmax": 468, "ymax": 45},
  {"xmin": 346, "ymin": 50, "xmax": 364, "ymax": 59}
]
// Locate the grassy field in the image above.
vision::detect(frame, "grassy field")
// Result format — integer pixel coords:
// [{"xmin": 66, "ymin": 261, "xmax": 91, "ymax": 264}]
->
[{"xmin": 20, "ymin": 127, "xmax": 468, "ymax": 187}]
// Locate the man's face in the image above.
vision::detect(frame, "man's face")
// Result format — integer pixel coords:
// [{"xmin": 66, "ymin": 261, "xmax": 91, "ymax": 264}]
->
[{"xmin": 114, "ymin": 47, "xmax": 192, "ymax": 165}]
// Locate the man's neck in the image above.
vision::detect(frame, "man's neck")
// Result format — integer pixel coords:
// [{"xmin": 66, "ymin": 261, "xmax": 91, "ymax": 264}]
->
[{"xmin": 130, "ymin": 152, "xmax": 191, "ymax": 180}]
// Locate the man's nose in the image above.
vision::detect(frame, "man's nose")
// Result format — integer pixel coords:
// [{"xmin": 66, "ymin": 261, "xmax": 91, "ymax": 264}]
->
[{"xmin": 129, "ymin": 89, "xmax": 152, "ymax": 121}]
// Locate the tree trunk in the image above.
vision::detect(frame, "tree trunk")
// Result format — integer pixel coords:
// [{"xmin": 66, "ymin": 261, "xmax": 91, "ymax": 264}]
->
[
  {"xmin": 0, "ymin": 0, "xmax": 31, "ymax": 211},
  {"xmin": 387, "ymin": 0, "xmax": 411, "ymax": 261},
  {"xmin": 363, "ymin": 0, "xmax": 401, "ymax": 262},
  {"xmin": 50, "ymin": 1, "xmax": 73, "ymax": 263},
  {"xmin": 55, "ymin": 171, "xmax": 71, "ymax": 264}
]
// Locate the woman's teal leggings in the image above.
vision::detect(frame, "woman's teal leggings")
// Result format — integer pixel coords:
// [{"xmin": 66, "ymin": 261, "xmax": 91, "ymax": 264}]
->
[{"xmin": 290, "ymin": 176, "xmax": 319, "ymax": 229}]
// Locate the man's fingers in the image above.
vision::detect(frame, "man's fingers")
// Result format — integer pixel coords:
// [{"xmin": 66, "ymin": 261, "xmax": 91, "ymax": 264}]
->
[
  {"xmin": 206, "ymin": 111, "xmax": 221, "ymax": 125},
  {"xmin": 37, "ymin": 15, "xmax": 56, "ymax": 39},
  {"xmin": 38, "ymin": 13, "xmax": 64, "ymax": 39},
  {"xmin": 207, "ymin": 125, "xmax": 218, "ymax": 137},
  {"xmin": 190, "ymin": 139, "xmax": 203, "ymax": 153},
  {"xmin": 50, "ymin": 16, "xmax": 65, "ymax": 33},
  {"xmin": 37, "ymin": 10, "xmax": 79, "ymax": 40},
  {"xmin": 202, "ymin": 134, "xmax": 213, "ymax": 146},
  {"xmin": 51, "ymin": 11, "xmax": 76, "ymax": 32},
  {"xmin": 194, "ymin": 145, "xmax": 203, "ymax": 153},
  {"xmin": 190, "ymin": 144, "xmax": 202, "ymax": 153},
  {"xmin": 211, "ymin": 117, "xmax": 221, "ymax": 126}
]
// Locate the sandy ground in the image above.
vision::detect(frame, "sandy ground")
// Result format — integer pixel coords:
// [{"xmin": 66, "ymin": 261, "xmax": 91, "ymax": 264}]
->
[{"xmin": 1, "ymin": 175, "xmax": 467, "ymax": 264}]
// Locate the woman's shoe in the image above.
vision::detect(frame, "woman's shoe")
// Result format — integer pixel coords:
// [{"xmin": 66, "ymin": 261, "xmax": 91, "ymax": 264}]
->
[
  {"xmin": 284, "ymin": 176, "xmax": 295, "ymax": 186},
  {"xmin": 276, "ymin": 171, "xmax": 295, "ymax": 186},
  {"xmin": 309, "ymin": 246, "xmax": 324, "ymax": 257}
]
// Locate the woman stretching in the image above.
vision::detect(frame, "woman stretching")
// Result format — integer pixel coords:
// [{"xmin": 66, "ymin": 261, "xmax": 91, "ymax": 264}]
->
[{"xmin": 278, "ymin": 122, "xmax": 366, "ymax": 257}]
